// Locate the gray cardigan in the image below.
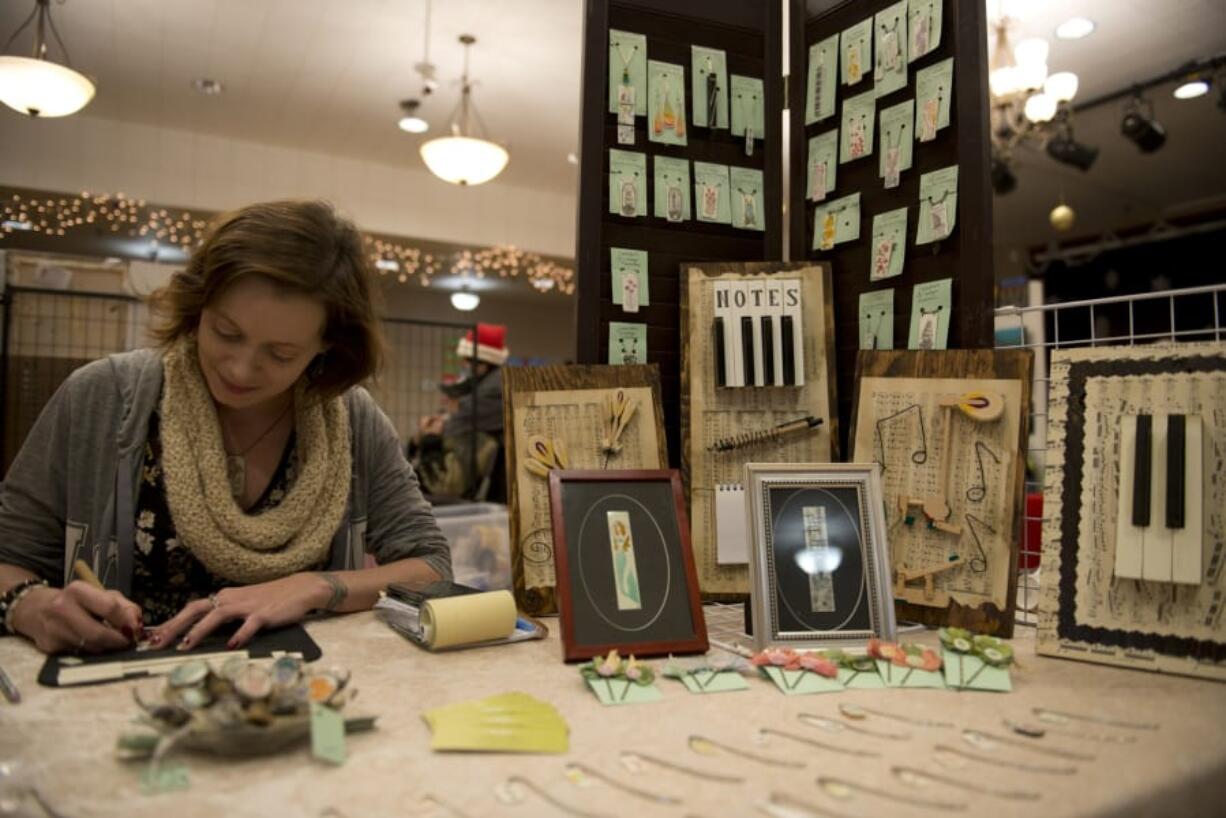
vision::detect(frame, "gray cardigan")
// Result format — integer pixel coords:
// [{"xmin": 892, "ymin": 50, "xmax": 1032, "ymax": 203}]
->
[{"xmin": 0, "ymin": 349, "xmax": 451, "ymax": 593}]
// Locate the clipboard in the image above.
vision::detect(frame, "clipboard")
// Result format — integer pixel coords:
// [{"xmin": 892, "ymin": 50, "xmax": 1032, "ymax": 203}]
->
[{"xmin": 38, "ymin": 622, "xmax": 322, "ymax": 687}]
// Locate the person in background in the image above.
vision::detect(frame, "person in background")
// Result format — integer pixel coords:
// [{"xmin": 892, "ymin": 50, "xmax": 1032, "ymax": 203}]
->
[
  {"xmin": 412, "ymin": 323, "xmax": 508, "ymax": 502},
  {"xmin": 0, "ymin": 200, "xmax": 450, "ymax": 655}
]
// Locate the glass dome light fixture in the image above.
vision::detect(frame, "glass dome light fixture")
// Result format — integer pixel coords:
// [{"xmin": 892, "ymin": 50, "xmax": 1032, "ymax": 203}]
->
[
  {"xmin": 1055, "ymin": 17, "xmax": 1095, "ymax": 41},
  {"xmin": 398, "ymin": 98, "xmax": 428, "ymax": 133},
  {"xmin": 0, "ymin": 0, "xmax": 95, "ymax": 118},
  {"xmin": 419, "ymin": 35, "xmax": 509, "ymax": 186},
  {"xmin": 450, "ymin": 288, "xmax": 480, "ymax": 311}
]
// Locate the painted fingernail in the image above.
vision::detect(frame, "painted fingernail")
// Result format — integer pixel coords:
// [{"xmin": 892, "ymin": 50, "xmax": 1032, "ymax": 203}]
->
[
  {"xmin": 177, "ymin": 639, "xmax": 191, "ymax": 651},
  {"xmin": 121, "ymin": 625, "xmax": 134, "ymax": 641},
  {"xmin": 227, "ymin": 639, "xmax": 238, "ymax": 650}
]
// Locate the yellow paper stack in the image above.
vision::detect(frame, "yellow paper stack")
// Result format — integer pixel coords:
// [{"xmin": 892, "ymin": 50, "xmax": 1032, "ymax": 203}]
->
[{"xmin": 422, "ymin": 692, "xmax": 569, "ymax": 753}]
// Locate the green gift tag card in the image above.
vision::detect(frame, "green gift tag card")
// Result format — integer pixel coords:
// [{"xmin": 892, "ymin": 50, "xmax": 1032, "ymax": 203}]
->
[
  {"xmin": 140, "ymin": 762, "xmax": 190, "ymax": 795},
  {"xmin": 608, "ymin": 321, "xmax": 647, "ymax": 365},
  {"xmin": 908, "ymin": 277, "xmax": 952, "ymax": 350},
  {"xmin": 915, "ymin": 57, "xmax": 954, "ymax": 142},
  {"xmin": 859, "ymin": 289, "xmax": 895, "ymax": 351},
  {"xmin": 807, "ymin": 130, "xmax": 838, "ymax": 201},
  {"xmin": 648, "ymin": 60, "xmax": 688, "ymax": 146},
  {"xmin": 878, "ymin": 99, "xmax": 914, "ymax": 187},
  {"xmin": 310, "ymin": 701, "xmax": 347, "ymax": 766},
  {"xmin": 653, "ymin": 155, "xmax": 691, "ymax": 222},
  {"xmin": 870, "ymin": 207, "xmax": 908, "ymax": 281},
  {"xmin": 680, "ymin": 671, "xmax": 750, "ymax": 694},
  {"xmin": 729, "ymin": 167, "xmax": 765, "ymax": 231},
  {"xmin": 729, "ymin": 75, "xmax": 764, "ymax": 140},
  {"xmin": 840, "ymin": 89, "xmax": 877, "ymax": 163},
  {"xmin": 608, "ymin": 30, "xmax": 647, "ymax": 117},
  {"xmin": 812, "ymin": 193, "xmax": 861, "ymax": 251},
  {"xmin": 840, "ymin": 18, "xmax": 873, "ymax": 86},
  {"xmin": 908, "ymin": 0, "xmax": 943, "ymax": 63},
  {"xmin": 805, "ymin": 34, "xmax": 838, "ymax": 124},
  {"xmin": 836, "ymin": 666, "xmax": 886, "ymax": 689},
  {"xmin": 691, "ymin": 45, "xmax": 729, "ymax": 129},
  {"xmin": 587, "ymin": 678, "xmax": 663, "ymax": 706},
  {"xmin": 693, "ymin": 161, "xmax": 732, "ymax": 224},
  {"xmin": 610, "ymin": 247, "xmax": 649, "ymax": 311},
  {"xmin": 942, "ymin": 649, "xmax": 1013, "ymax": 692},
  {"xmin": 608, "ymin": 149, "xmax": 648, "ymax": 218},
  {"xmin": 916, "ymin": 165, "xmax": 958, "ymax": 244},
  {"xmin": 762, "ymin": 667, "xmax": 845, "ymax": 696},
  {"xmin": 874, "ymin": 1, "xmax": 909, "ymax": 97}
]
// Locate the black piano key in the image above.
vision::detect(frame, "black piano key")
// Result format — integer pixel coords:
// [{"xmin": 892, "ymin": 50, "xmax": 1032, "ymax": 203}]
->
[
  {"xmin": 1132, "ymin": 414, "xmax": 1152, "ymax": 527},
  {"xmin": 761, "ymin": 316, "xmax": 775, "ymax": 386},
  {"xmin": 781, "ymin": 315, "xmax": 795, "ymax": 385},
  {"xmin": 713, "ymin": 318, "xmax": 727, "ymax": 388},
  {"xmin": 741, "ymin": 316, "xmax": 755, "ymax": 386},
  {"xmin": 1166, "ymin": 414, "xmax": 1185, "ymax": 529}
]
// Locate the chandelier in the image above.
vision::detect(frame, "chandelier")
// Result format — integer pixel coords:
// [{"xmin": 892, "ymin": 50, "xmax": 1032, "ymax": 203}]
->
[
  {"xmin": 0, "ymin": 0, "xmax": 95, "ymax": 118},
  {"xmin": 987, "ymin": 7, "xmax": 1090, "ymax": 192},
  {"xmin": 419, "ymin": 35, "xmax": 509, "ymax": 186}
]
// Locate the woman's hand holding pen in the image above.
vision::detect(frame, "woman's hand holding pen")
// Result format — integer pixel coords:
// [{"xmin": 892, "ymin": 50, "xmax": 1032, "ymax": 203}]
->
[{"xmin": 10, "ymin": 581, "xmax": 143, "ymax": 655}]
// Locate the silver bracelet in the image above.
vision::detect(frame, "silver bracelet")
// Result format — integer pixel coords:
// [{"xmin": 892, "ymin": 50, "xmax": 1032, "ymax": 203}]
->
[
  {"xmin": 318, "ymin": 572, "xmax": 349, "ymax": 612},
  {"xmin": 3, "ymin": 579, "xmax": 49, "ymax": 634}
]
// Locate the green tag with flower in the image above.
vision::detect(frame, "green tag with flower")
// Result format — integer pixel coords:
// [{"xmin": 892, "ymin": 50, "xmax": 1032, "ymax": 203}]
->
[{"xmin": 939, "ymin": 628, "xmax": 1014, "ymax": 691}]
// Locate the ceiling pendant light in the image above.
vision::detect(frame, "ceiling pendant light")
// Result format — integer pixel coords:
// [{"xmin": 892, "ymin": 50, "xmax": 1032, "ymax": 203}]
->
[
  {"xmin": 450, "ymin": 287, "xmax": 480, "ymax": 311},
  {"xmin": 0, "ymin": 0, "xmax": 95, "ymax": 118},
  {"xmin": 420, "ymin": 35, "xmax": 509, "ymax": 186}
]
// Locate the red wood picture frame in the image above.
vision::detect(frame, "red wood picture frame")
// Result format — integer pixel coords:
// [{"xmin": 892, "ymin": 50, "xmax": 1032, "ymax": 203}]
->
[{"xmin": 549, "ymin": 468, "xmax": 709, "ymax": 662}]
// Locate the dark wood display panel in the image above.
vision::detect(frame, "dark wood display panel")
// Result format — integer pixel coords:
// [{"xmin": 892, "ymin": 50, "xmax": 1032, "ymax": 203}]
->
[
  {"xmin": 789, "ymin": 0, "xmax": 995, "ymax": 455},
  {"xmin": 575, "ymin": 0, "xmax": 785, "ymax": 466}
]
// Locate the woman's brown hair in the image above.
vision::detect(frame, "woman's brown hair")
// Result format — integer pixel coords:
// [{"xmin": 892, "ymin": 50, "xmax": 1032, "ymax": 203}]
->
[{"xmin": 149, "ymin": 200, "xmax": 383, "ymax": 399}]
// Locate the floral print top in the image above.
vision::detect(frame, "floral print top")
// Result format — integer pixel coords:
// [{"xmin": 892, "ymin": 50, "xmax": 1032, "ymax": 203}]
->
[{"xmin": 129, "ymin": 412, "xmax": 301, "ymax": 626}]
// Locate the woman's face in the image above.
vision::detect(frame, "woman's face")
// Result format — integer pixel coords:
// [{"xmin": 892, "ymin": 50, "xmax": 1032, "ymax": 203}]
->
[{"xmin": 197, "ymin": 276, "xmax": 327, "ymax": 411}]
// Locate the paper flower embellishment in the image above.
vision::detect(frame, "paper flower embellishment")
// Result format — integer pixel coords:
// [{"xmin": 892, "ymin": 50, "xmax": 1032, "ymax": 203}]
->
[
  {"xmin": 580, "ymin": 650, "xmax": 655, "ymax": 686},
  {"xmin": 826, "ymin": 649, "xmax": 876, "ymax": 673},
  {"xmin": 798, "ymin": 653, "xmax": 839, "ymax": 679},
  {"xmin": 750, "ymin": 649, "xmax": 838, "ymax": 678},
  {"xmin": 972, "ymin": 635, "xmax": 1014, "ymax": 667},
  {"xmin": 867, "ymin": 638, "xmax": 902, "ymax": 662},
  {"xmin": 892, "ymin": 644, "xmax": 942, "ymax": 672},
  {"xmin": 939, "ymin": 627, "xmax": 974, "ymax": 654},
  {"xmin": 524, "ymin": 435, "xmax": 568, "ymax": 479}
]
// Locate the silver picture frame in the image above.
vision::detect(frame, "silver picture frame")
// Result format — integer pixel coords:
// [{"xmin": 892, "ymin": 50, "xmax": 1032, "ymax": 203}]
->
[{"xmin": 745, "ymin": 462, "xmax": 895, "ymax": 651}]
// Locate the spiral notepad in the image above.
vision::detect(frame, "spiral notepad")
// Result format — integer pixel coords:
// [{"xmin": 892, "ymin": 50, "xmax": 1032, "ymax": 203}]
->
[{"xmin": 715, "ymin": 483, "xmax": 748, "ymax": 565}]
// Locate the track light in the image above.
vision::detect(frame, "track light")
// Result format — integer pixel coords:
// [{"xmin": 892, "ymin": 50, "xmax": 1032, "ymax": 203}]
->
[
  {"xmin": 1121, "ymin": 94, "xmax": 1166, "ymax": 153},
  {"xmin": 1046, "ymin": 131, "xmax": 1098, "ymax": 171}
]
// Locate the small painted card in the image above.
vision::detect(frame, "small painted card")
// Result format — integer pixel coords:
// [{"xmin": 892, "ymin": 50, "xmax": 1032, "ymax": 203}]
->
[
  {"xmin": 608, "ymin": 321, "xmax": 648, "ymax": 365},
  {"xmin": 916, "ymin": 164, "xmax": 958, "ymax": 244},
  {"xmin": 610, "ymin": 247, "xmax": 649, "ymax": 313},
  {"xmin": 874, "ymin": 1, "xmax": 909, "ymax": 97},
  {"xmin": 908, "ymin": 278, "xmax": 952, "ymax": 350},
  {"xmin": 608, "ymin": 149, "xmax": 647, "ymax": 218},
  {"xmin": 730, "ymin": 167, "xmax": 765, "ymax": 232},
  {"xmin": 878, "ymin": 99, "xmax": 914, "ymax": 188},
  {"xmin": 608, "ymin": 30, "xmax": 647, "ymax": 118},
  {"xmin": 693, "ymin": 161, "xmax": 732, "ymax": 224},
  {"xmin": 805, "ymin": 34, "xmax": 839, "ymax": 124},
  {"xmin": 870, "ymin": 207, "xmax": 908, "ymax": 281},
  {"xmin": 648, "ymin": 60, "xmax": 688, "ymax": 146},
  {"xmin": 812, "ymin": 192, "xmax": 861, "ymax": 251},
  {"xmin": 653, "ymin": 155, "xmax": 691, "ymax": 222},
  {"xmin": 840, "ymin": 18, "xmax": 873, "ymax": 86},
  {"xmin": 908, "ymin": 0, "xmax": 943, "ymax": 62},
  {"xmin": 860, "ymin": 288, "xmax": 895, "ymax": 351},
  {"xmin": 915, "ymin": 57, "xmax": 954, "ymax": 142},
  {"xmin": 691, "ymin": 45, "xmax": 729, "ymax": 129},
  {"xmin": 840, "ymin": 89, "xmax": 877, "ymax": 163},
  {"xmin": 807, "ymin": 130, "xmax": 838, "ymax": 201}
]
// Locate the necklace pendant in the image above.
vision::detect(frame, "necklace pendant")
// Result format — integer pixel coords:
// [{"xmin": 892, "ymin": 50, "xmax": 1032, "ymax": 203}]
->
[
  {"xmin": 620, "ymin": 178, "xmax": 638, "ymax": 216},
  {"xmin": 666, "ymin": 184, "xmax": 684, "ymax": 222},
  {"xmin": 226, "ymin": 454, "xmax": 246, "ymax": 500},
  {"xmin": 744, "ymin": 123, "xmax": 754, "ymax": 156}
]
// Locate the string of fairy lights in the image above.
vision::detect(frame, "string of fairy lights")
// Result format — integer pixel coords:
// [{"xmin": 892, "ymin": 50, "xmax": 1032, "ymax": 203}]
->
[{"xmin": 0, "ymin": 190, "xmax": 575, "ymax": 296}]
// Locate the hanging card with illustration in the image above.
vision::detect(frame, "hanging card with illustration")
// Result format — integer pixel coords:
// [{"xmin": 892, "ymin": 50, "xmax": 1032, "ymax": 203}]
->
[
  {"xmin": 840, "ymin": 19, "xmax": 873, "ymax": 86},
  {"xmin": 874, "ymin": 1, "xmax": 909, "ymax": 97},
  {"xmin": 878, "ymin": 99, "xmax": 914, "ymax": 188},
  {"xmin": 730, "ymin": 167, "xmax": 765, "ymax": 232},
  {"xmin": 860, "ymin": 288, "xmax": 895, "ymax": 350},
  {"xmin": 648, "ymin": 60, "xmax": 688, "ymax": 146},
  {"xmin": 870, "ymin": 207, "xmax": 908, "ymax": 281},
  {"xmin": 691, "ymin": 46, "xmax": 729, "ymax": 129},
  {"xmin": 805, "ymin": 34, "xmax": 839, "ymax": 124},
  {"xmin": 915, "ymin": 57, "xmax": 953, "ymax": 142},
  {"xmin": 608, "ymin": 149, "xmax": 647, "ymax": 218},
  {"xmin": 908, "ymin": 0, "xmax": 943, "ymax": 62},
  {"xmin": 807, "ymin": 130, "xmax": 838, "ymax": 201},
  {"xmin": 693, "ymin": 162, "xmax": 732, "ymax": 224},
  {"xmin": 907, "ymin": 278, "xmax": 952, "ymax": 350},
  {"xmin": 812, "ymin": 193, "xmax": 860, "ymax": 251},
  {"xmin": 611, "ymin": 247, "xmax": 650, "ymax": 313},
  {"xmin": 608, "ymin": 30, "xmax": 647, "ymax": 117},
  {"xmin": 916, "ymin": 165, "xmax": 958, "ymax": 244},
  {"xmin": 653, "ymin": 155, "xmax": 691, "ymax": 223}
]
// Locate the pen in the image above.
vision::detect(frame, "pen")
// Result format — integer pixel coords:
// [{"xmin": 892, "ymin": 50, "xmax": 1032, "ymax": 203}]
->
[
  {"xmin": 73, "ymin": 558, "xmax": 104, "ymax": 590},
  {"xmin": 0, "ymin": 662, "xmax": 19, "ymax": 704}
]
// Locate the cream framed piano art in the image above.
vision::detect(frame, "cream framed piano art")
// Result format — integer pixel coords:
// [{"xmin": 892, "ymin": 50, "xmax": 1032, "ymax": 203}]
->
[{"xmin": 1038, "ymin": 342, "xmax": 1226, "ymax": 681}]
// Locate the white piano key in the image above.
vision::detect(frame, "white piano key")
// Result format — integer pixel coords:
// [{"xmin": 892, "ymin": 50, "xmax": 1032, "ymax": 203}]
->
[
  {"xmin": 1171, "ymin": 415, "xmax": 1204, "ymax": 585},
  {"xmin": 1113, "ymin": 415, "xmax": 1144, "ymax": 581},
  {"xmin": 1141, "ymin": 414, "xmax": 1172, "ymax": 583}
]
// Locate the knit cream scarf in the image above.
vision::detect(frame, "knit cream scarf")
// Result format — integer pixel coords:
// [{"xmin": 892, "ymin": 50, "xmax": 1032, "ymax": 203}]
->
[{"xmin": 159, "ymin": 336, "xmax": 352, "ymax": 584}]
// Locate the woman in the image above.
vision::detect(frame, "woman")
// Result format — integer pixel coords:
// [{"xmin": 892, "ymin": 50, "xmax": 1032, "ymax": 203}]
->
[{"xmin": 0, "ymin": 201, "xmax": 450, "ymax": 654}]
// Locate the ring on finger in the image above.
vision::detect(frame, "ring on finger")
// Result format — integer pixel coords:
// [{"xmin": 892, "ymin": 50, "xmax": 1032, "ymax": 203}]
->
[{"xmin": 208, "ymin": 593, "xmax": 221, "ymax": 610}]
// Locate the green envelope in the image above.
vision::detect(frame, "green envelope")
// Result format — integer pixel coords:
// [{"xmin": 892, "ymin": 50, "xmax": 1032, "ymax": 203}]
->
[
  {"xmin": 587, "ymin": 677, "xmax": 664, "ymax": 706},
  {"xmin": 762, "ymin": 667, "xmax": 845, "ymax": 696},
  {"xmin": 942, "ymin": 649, "xmax": 1013, "ymax": 692},
  {"xmin": 836, "ymin": 666, "xmax": 886, "ymax": 689},
  {"xmin": 679, "ymin": 671, "xmax": 750, "ymax": 694},
  {"xmin": 875, "ymin": 659, "xmax": 946, "ymax": 689}
]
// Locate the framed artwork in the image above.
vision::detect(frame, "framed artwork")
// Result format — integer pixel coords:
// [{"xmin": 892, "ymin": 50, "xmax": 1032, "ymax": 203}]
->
[
  {"xmin": 745, "ymin": 463, "xmax": 895, "ymax": 651},
  {"xmin": 549, "ymin": 469, "xmax": 708, "ymax": 662}
]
